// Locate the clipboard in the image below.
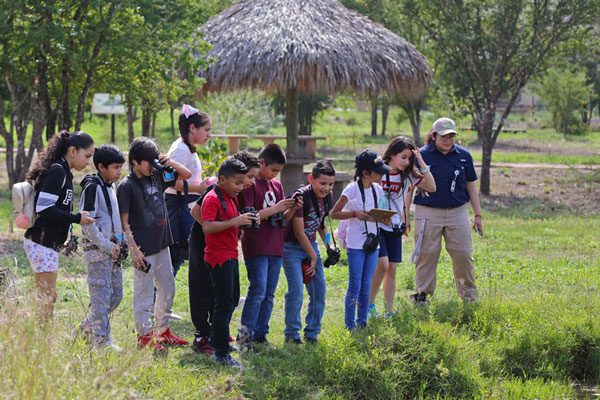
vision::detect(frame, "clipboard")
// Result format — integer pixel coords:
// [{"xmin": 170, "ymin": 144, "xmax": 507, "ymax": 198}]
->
[{"xmin": 367, "ymin": 208, "xmax": 397, "ymax": 221}]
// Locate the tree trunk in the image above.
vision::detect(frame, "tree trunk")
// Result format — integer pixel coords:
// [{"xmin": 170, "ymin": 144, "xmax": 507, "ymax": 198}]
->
[
  {"xmin": 380, "ymin": 101, "xmax": 389, "ymax": 136},
  {"xmin": 474, "ymin": 109, "xmax": 496, "ymax": 195},
  {"xmin": 127, "ymin": 103, "xmax": 135, "ymax": 142},
  {"xmin": 406, "ymin": 107, "xmax": 422, "ymax": 147},
  {"xmin": 151, "ymin": 112, "xmax": 156, "ymax": 138},
  {"xmin": 59, "ymin": 59, "xmax": 72, "ymax": 131},
  {"xmin": 141, "ymin": 108, "xmax": 151, "ymax": 137},
  {"xmin": 370, "ymin": 95, "xmax": 378, "ymax": 137},
  {"xmin": 285, "ymin": 87, "xmax": 299, "ymax": 157},
  {"xmin": 0, "ymin": 98, "xmax": 15, "ymax": 187}
]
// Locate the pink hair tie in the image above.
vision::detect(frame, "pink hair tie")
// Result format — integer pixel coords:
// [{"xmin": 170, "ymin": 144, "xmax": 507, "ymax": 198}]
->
[{"xmin": 182, "ymin": 104, "xmax": 199, "ymax": 119}]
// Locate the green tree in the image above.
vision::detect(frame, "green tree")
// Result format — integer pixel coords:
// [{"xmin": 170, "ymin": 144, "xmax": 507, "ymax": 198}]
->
[
  {"xmin": 535, "ymin": 67, "xmax": 593, "ymax": 135},
  {"xmin": 404, "ymin": 0, "xmax": 599, "ymax": 194}
]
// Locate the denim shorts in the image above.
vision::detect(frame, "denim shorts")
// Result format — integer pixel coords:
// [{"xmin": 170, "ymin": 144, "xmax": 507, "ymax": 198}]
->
[{"xmin": 378, "ymin": 229, "xmax": 403, "ymax": 263}]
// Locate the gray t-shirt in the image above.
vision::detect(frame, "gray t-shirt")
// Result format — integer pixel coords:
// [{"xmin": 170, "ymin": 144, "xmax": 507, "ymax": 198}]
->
[{"xmin": 117, "ymin": 171, "xmax": 173, "ymax": 256}]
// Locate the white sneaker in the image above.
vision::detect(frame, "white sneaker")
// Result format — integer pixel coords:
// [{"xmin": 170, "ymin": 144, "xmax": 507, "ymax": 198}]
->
[
  {"xmin": 95, "ymin": 339, "xmax": 123, "ymax": 352},
  {"xmin": 167, "ymin": 312, "xmax": 183, "ymax": 321}
]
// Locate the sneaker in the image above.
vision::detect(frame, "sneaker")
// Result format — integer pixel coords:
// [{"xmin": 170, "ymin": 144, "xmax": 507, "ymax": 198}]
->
[
  {"xmin": 253, "ymin": 336, "xmax": 270, "ymax": 345},
  {"xmin": 75, "ymin": 322, "xmax": 92, "ymax": 343},
  {"xmin": 409, "ymin": 291, "xmax": 429, "ymax": 305},
  {"xmin": 212, "ymin": 353, "xmax": 243, "ymax": 369},
  {"xmin": 137, "ymin": 332, "xmax": 166, "ymax": 351},
  {"xmin": 167, "ymin": 312, "xmax": 183, "ymax": 321},
  {"xmin": 384, "ymin": 310, "xmax": 398, "ymax": 318},
  {"xmin": 367, "ymin": 303, "xmax": 378, "ymax": 320},
  {"xmin": 304, "ymin": 337, "xmax": 318, "ymax": 344},
  {"xmin": 252, "ymin": 336, "xmax": 274, "ymax": 349},
  {"xmin": 191, "ymin": 336, "xmax": 214, "ymax": 355},
  {"xmin": 96, "ymin": 339, "xmax": 123, "ymax": 352},
  {"xmin": 285, "ymin": 336, "xmax": 303, "ymax": 345},
  {"xmin": 156, "ymin": 327, "xmax": 189, "ymax": 347}
]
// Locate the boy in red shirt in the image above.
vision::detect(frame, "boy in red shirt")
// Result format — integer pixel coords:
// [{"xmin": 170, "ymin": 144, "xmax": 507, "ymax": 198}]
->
[{"xmin": 201, "ymin": 158, "xmax": 258, "ymax": 368}]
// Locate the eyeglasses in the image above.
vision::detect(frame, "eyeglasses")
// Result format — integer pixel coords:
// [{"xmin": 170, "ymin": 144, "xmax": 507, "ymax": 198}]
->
[{"xmin": 436, "ymin": 133, "xmax": 457, "ymax": 140}]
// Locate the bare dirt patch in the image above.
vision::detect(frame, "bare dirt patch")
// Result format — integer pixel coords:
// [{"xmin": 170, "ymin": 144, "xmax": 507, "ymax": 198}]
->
[{"xmin": 483, "ymin": 167, "xmax": 600, "ymax": 216}]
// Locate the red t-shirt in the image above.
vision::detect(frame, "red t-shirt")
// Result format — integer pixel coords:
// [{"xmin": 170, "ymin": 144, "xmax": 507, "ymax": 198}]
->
[
  {"xmin": 201, "ymin": 188, "xmax": 239, "ymax": 268},
  {"xmin": 238, "ymin": 178, "xmax": 286, "ymax": 258}
]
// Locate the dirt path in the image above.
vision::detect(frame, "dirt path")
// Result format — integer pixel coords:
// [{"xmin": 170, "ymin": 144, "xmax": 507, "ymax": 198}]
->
[{"xmin": 475, "ymin": 162, "xmax": 599, "ymax": 170}]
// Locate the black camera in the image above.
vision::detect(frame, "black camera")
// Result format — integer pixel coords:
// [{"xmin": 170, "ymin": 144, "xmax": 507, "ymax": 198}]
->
[
  {"xmin": 323, "ymin": 247, "xmax": 341, "ymax": 268},
  {"xmin": 111, "ymin": 234, "xmax": 129, "ymax": 266},
  {"xmin": 362, "ymin": 232, "xmax": 380, "ymax": 253},
  {"xmin": 242, "ymin": 207, "xmax": 260, "ymax": 229},
  {"xmin": 151, "ymin": 159, "xmax": 176, "ymax": 183},
  {"xmin": 62, "ymin": 234, "xmax": 79, "ymax": 257},
  {"xmin": 268, "ymin": 212, "xmax": 286, "ymax": 228},
  {"xmin": 391, "ymin": 223, "xmax": 407, "ymax": 237}
]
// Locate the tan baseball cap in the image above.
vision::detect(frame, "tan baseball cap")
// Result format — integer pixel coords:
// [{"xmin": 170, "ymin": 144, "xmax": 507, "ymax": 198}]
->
[{"xmin": 432, "ymin": 117, "xmax": 458, "ymax": 136}]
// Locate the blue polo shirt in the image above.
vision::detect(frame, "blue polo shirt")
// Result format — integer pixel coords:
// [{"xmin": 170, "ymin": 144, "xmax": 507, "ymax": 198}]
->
[{"xmin": 414, "ymin": 143, "xmax": 477, "ymax": 209}]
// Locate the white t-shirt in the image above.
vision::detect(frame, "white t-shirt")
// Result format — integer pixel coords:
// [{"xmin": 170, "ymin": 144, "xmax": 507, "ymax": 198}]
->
[
  {"xmin": 341, "ymin": 180, "xmax": 385, "ymax": 250},
  {"xmin": 165, "ymin": 138, "xmax": 203, "ymax": 196},
  {"xmin": 379, "ymin": 172, "xmax": 418, "ymax": 232}
]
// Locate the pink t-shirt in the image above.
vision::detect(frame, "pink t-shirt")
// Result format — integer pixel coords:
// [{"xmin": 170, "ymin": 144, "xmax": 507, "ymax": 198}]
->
[{"xmin": 238, "ymin": 178, "xmax": 285, "ymax": 259}]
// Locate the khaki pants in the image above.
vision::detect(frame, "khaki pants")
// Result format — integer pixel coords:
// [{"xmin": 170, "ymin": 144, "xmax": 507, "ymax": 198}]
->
[
  {"xmin": 413, "ymin": 204, "xmax": 478, "ymax": 301},
  {"xmin": 133, "ymin": 247, "xmax": 175, "ymax": 336}
]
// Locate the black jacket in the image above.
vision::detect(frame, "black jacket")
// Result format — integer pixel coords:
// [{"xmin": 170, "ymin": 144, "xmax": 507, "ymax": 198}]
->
[{"xmin": 25, "ymin": 158, "xmax": 81, "ymax": 250}]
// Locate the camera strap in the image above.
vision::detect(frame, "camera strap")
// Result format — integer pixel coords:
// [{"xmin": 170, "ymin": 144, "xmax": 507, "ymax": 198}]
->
[
  {"xmin": 384, "ymin": 172, "xmax": 408, "ymax": 221},
  {"xmin": 358, "ymin": 179, "xmax": 378, "ymax": 235},
  {"xmin": 95, "ymin": 175, "xmax": 115, "ymax": 234},
  {"xmin": 213, "ymin": 186, "xmax": 238, "ymax": 221},
  {"xmin": 303, "ymin": 187, "xmax": 337, "ymax": 248}
]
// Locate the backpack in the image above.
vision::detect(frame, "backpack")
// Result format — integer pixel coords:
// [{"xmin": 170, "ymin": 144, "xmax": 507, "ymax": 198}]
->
[
  {"xmin": 12, "ymin": 180, "xmax": 37, "ymax": 229},
  {"xmin": 12, "ymin": 164, "xmax": 67, "ymax": 230}
]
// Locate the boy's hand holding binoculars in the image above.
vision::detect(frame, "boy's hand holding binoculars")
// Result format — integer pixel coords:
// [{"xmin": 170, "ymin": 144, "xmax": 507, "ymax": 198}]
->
[{"xmin": 234, "ymin": 212, "xmax": 260, "ymax": 227}]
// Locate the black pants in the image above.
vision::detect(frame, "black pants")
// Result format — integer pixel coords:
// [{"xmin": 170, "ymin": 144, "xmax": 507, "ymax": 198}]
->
[
  {"xmin": 188, "ymin": 227, "xmax": 214, "ymax": 337},
  {"xmin": 209, "ymin": 259, "xmax": 240, "ymax": 357}
]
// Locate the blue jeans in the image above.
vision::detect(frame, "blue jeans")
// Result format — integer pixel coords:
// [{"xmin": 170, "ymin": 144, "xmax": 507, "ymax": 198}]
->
[
  {"xmin": 282, "ymin": 242, "xmax": 326, "ymax": 340},
  {"xmin": 241, "ymin": 255, "xmax": 282, "ymax": 340},
  {"xmin": 345, "ymin": 248, "xmax": 379, "ymax": 330}
]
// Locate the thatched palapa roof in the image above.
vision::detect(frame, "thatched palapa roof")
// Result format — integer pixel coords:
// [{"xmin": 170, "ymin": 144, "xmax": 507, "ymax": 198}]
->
[{"xmin": 198, "ymin": 0, "xmax": 431, "ymax": 101}]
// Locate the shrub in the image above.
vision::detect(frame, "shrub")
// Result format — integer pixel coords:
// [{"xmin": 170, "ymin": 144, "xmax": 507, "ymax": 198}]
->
[{"xmin": 535, "ymin": 67, "xmax": 593, "ymax": 135}]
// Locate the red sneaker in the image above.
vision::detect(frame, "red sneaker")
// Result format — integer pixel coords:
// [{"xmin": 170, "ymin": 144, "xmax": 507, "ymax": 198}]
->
[
  {"xmin": 156, "ymin": 327, "xmax": 189, "ymax": 347},
  {"xmin": 137, "ymin": 332, "xmax": 166, "ymax": 351},
  {"xmin": 192, "ymin": 336, "xmax": 214, "ymax": 355}
]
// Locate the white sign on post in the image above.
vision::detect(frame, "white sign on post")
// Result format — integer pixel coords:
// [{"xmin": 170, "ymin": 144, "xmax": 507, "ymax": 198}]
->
[{"xmin": 91, "ymin": 93, "xmax": 126, "ymax": 115}]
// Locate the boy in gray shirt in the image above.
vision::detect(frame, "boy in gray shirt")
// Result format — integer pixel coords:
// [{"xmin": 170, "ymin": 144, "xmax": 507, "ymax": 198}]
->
[{"xmin": 79, "ymin": 144, "xmax": 126, "ymax": 350}]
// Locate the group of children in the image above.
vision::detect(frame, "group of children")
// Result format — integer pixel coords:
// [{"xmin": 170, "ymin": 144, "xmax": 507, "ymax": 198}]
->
[{"xmin": 22, "ymin": 105, "xmax": 436, "ymax": 368}]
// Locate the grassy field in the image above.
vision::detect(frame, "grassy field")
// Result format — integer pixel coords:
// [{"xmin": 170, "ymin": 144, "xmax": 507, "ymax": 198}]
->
[
  {"xmin": 1, "ymin": 109, "xmax": 599, "ymax": 399},
  {"xmin": 1, "ymin": 163, "xmax": 600, "ymax": 398}
]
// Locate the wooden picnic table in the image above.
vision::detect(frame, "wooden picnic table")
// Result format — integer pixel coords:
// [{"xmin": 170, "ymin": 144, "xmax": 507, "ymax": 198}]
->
[
  {"xmin": 255, "ymin": 135, "xmax": 326, "ymax": 158},
  {"xmin": 210, "ymin": 134, "xmax": 249, "ymax": 154}
]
